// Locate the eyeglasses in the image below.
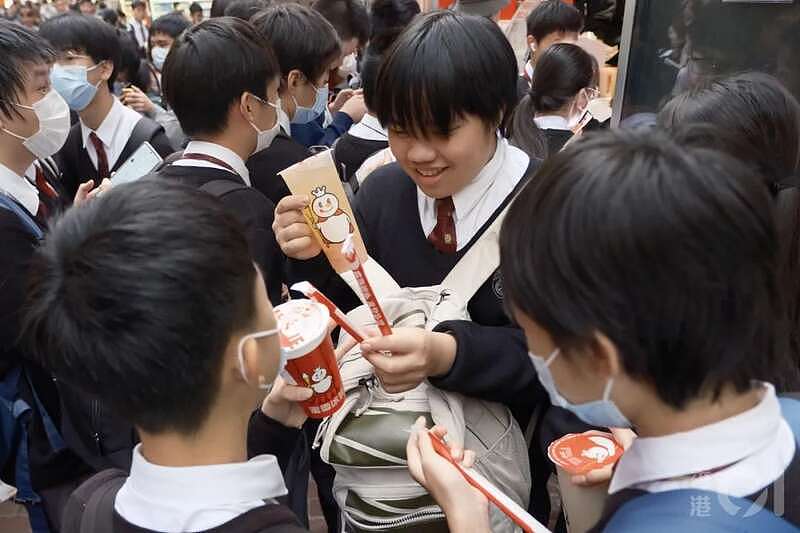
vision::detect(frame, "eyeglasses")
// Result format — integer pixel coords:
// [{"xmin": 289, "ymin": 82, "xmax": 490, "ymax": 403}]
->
[{"xmin": 251, "ymin": 93, "xmax": 280, "ymax": 110}]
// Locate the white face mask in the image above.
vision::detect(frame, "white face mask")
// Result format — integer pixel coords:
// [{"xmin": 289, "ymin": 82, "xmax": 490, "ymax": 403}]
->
[
  {"xmin": 247, "ymin": 93, "xmax": 281, "ymax": 155},
  {"xmin": 2, "ymin": 90, "xmax": 71, "ymax": 160},
  {"xmin": 151, "ymin": 46, "xmax": 170, "ymax": 72},
  {"xmin": 237, "ymin": 328, "xmax": 288, "ymax": 392}
]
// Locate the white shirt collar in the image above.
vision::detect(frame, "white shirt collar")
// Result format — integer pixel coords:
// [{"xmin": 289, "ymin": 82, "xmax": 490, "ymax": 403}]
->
[
  {"xmin": 449, "ymin": 134, "xmax": 506, "ymax": 221},
  {"xmin": 115, "ymin": 444, "xmax": 287, "ymax": 532},
  {"xmin": 349, "ymin": 113, "xmax": 388, "ymax": 142},
  {"xmin": 175, "ymin": 140, "xmax": 251, "ymax": 186},
  {"xmin": 609, "ymin": 382, "xmax": 796, "ymax": 497},
  {"xmin": 0, "ymin": 162, "xmax": 39, "ymax": 215},
  {"xmin": 533, "ymin": 115, "xmax": 571, "ymax": 131},
  {"xmin": 81, "ymin": 98, "xmax": 125, "ymax": 151}
]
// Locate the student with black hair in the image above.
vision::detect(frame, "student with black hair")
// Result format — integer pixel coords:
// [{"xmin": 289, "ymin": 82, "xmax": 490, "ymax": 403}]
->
[
  {"xmin": 287, "ymin": 0, "xmax": 370, "ymax": 149},
  {"xmin": 210, "ymin": 0, "xmax": 234, "ymax": 17},
  {"xmin": 0, "ymin": 20, "xmax": 113, "ymax": 531},
  {"xmin": 189, "ymin": 1, "xmax": 203, "ymax": 24},
  {"xmin": 519, "ymin": 0, "xmax": 583, "ymax": 96},
  {"xmin": 510, "ymin": 42, "xmax": 598, "ymax": 159},
  {"xmin": 152, "ymin": 17, "xmax": 286, "ymax": 306},
  {"xmin": 248, "ymin": 4, "xmax": 342, "ymax": 208},
  {"xmin": 274, "ymin": 9, "xmax": 547, "ymax": 518},
  {"xmin": 224, "ymin": 0, "xmax": 269, "ymax": 20},
  {"xmin": 127, "ymin": 0, "xmax": 149, "ymax": 56},
  {"xmin": 40, "ymin": 14, "xmax": 174, "ymax": 199},
  {"xmin": 23, "ymin": 180, "xmax": 320, "ymax": 532},
  {"xmin": 120, "ymin": 13, "xmax": 190, "ymax": 147},
  {"xmin": 331, "ymin": 0, "xmax": 419, "ymax": 188},
  {"xmin": 406, "ymin": 128, "xmax": 800, "ymax": 532},
  {"xmin": 658, "ymin": 72, "xmax": 800, "ymax": 388}
]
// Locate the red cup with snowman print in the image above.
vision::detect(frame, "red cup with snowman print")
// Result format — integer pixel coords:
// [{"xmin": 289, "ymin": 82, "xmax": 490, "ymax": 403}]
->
[{"xmin": 274, "ymin": 299, "xmax": 345, "ymax": 419}]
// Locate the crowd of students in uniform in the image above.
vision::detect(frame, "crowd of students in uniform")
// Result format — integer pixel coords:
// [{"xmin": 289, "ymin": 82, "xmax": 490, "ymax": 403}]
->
[{"xmin": 1, "ymin": 0, "xmax": 800, "ymax": 532}]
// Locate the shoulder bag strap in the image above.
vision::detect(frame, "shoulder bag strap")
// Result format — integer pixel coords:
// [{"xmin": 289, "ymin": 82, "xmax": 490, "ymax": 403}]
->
[{"xmin": 0, "ymin": 194, "xmax": 43, "ymax": 240}]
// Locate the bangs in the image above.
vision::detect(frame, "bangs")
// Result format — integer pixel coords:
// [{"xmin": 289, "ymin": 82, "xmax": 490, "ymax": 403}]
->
[{"xmin": 374, "ymin": 11, "xmax": 518, "ymax": 138}]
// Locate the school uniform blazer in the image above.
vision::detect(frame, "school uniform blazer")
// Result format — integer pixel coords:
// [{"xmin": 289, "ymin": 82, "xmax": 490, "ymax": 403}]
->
[
  {"xmin": 55, "ymin": 116, "xmax": 174, "ymax": 199},
  {"xmin": 247, "ymin": 134, "xmax": 311, "ymax": 206}
]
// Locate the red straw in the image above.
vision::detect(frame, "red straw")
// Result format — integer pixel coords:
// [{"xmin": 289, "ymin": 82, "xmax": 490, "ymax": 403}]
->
[
  {"xmin": 341, "ymin": 234, "xmax": 392, "ymax": 336},
  {"xmin": 291, "ymin": 281, "xmax": 367, "ymax": 343}
]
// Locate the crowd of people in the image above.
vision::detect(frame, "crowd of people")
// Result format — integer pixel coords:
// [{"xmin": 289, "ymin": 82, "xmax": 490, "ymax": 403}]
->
[{"xmin": 1, "ymin": 0, "xmax": 799, "ymax": 532}]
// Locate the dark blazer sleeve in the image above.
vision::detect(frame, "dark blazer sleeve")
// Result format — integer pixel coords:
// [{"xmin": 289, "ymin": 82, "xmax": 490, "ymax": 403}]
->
[
  {"xmin": 54, "ymin": 124, "xmax": 83, "ymax": 199},
  {"xmin": 247, "ymin": 409, "xmax": 302, "ymax": 473},
  {"xmin": 0, "ymin": 212, "xmax": 37, "ymax": 376},
  {"xmin": 429, "ymin": 321, "xmax": 545, "ymax": 409}
]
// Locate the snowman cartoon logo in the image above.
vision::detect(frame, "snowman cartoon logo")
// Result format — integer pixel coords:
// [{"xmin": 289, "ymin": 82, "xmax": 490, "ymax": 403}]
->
[
  {"xmin": 580, "ymin": 435, "xmax": 617, "ymax": 463},
  {"xmin": 304, "ymin": 367, "xmax": 332, "ymax": 395},
  {"xmin": 311, "ymin": 186, "xmax": 353, "ymax": 245}
]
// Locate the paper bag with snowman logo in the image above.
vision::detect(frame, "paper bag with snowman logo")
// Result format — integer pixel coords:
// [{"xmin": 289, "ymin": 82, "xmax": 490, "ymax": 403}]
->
[{"xmin": 280, "ymin": 151, "xmax": 368, "ymax": 273}]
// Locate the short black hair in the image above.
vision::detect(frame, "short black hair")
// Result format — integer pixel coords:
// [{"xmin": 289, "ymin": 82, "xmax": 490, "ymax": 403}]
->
[
  {"xmin": 501, "ymin": 128, "xmax": 786, "ymax": 408},
  {"xmin": 162, "ymin": 17, "xmax": 280, "ymax": 137},
  {"xmin": 189, "ymin": 1, "xmax": 203, "ymax": 13},
  {"xmin": 98, "ymin": 7, "xmax": 118, "ymax": 26},
  {"xmin": 150, "ymin": 12, "xmax": 191, "ymax": 38},
  {"xmin": 224, "ymin": 0, "xmax": 269, "ymax": 20},
  {"xmin": 374, "ymin": 10, "xmax": 518, "ymax": 137},
  {"xmin": 131, "ymin": 0, "xmax": 146, "ymax": 9},
  {"xmin": 368, "ymin": 0, "xmax": 419, "ymax": 54},
  {"xmin": 210, "ymin": 0, "xmax": 234, "ymax": 17},
  {"xmin": 312, "ymin": 0, "xmax": 369, "ymax": 46},
  {"xmin": 0, "ymin": 20, "xmax": 55, "ymax": 119},
  {"xmin": 39, "ymin": 13, "xmax": 122, "ymax": 89},
  {"xmin": 23, "ymin": 180, "xmax": 258, "ymax": 434},
  {"xmin": 526, "ymin": 0, "xmax": 582, "ymax": 42},
  {"xmin": 251, "ymin": 4, "xmax": 340, "ymax": 82},
  {"xmin": 116, "ymin": 29, "xmax": 149, "ymax": 88}
]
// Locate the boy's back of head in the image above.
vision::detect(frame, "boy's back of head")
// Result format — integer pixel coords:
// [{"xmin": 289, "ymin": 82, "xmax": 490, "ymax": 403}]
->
[
  {"xmin": 312, "ymin": 0, "xmax": 369, "ymax": 51},
  {"xmin": 526, "ymin": 0, "xmax": 582, "ymax": 47},
  {"xmin": 501, "ymin": 127, "xmax": 789, "ymax": 408},
  {"xmin": 23, "ymin": 180, "xmax": 258, "ymax": 435},
  {"xmin": 161, "ymin": 17, "xmax": 280, "ymax": 137}
]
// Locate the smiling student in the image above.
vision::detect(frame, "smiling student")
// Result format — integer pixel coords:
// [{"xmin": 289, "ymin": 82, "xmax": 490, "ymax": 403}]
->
[
  {"xmin": 406, "ymin": 128, "xmax": 800, "ymax": 532},
  {"xmin": 39, "ymin": 13, "xmax": 174, "ymax": 198},
  {"xmin": 273, "ymin": 9, "xmax": 549, "ymax": 519}
]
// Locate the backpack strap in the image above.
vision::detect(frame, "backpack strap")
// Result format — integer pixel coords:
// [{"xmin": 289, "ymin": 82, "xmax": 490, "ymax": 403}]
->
[
  {"xmin": 0, "ymin": 193, "xmax": 43, "ymax": 240},
  {"xmin": 198, "ymin": 178, "xmax": 249, "ymax": 198},
  {"xmin": 605, "ymin": 489, "xmax": 797, "ymax": 532},
  {"xmin": 115, "ymin": 117, "xmax": 164, "ymax": 172},
  {"xmin": 440, "ymin": 158, "xmax": 538, "ymax": 304},
  {"xmin": 61, "ymin": 468, "xmax": 127, "ymax": 533}
]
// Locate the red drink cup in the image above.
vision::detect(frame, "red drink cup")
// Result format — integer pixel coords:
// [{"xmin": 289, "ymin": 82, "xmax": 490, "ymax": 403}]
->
[{"xmin": 274, "ymin": 300, "xmax": 345, "ymax": 419}]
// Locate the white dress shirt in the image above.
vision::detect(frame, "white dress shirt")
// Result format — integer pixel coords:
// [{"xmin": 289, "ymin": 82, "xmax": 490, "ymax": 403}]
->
[
  {"xmin": 128, "ymin": 19, "xmax": 149, "ymax": 50},
  {"xmin": 172, "ymin": 140, "xmax": 252, "ymax": 186},
  {"xmin": 0, "ymin": 162, "xmax": 39, "ymax": 215},
  {"xmin": 609, "ymin": 383, "xmax": 796, "ymax": 498},
  {"xmin": 115, "ymin": 444, "xmax": 288, "ymax": 532},
  {"xmin": 418, "ymin": 136, "xmax": 529, "ymax": 251},
  {"xmin": 349, "ymin": 113, "xmax": 388, "ymax": 142},
  {"xmin": 80, "ymin": 98, "xmax": 142, "ymax": 172}
]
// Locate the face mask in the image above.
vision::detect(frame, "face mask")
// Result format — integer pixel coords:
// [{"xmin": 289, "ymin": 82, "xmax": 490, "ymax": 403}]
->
[
  {"xmin": 2, "ymin": 90, "xmax": 71, "ymax": 160},
  {"xmin": 339, "ymin": 53, "xmax": 358, "ymax": 78},
  {"xmin": 112, "ymin": 81, "xmax": 125, "ymax": 96},
  {"xmin": 151, "ymin": 46, "xmax": 170, "ymax": 72},
  {"xmin": 529, "ymin": 349, "xmax": 633, "ymax": 428},
  {"xmin": 247, "ymin": 93, "xmax": 281, "ymax": 155},
  {"xmin": 291, "ymin": 84, "xmax": 328, "ymax": 125},
  {"xmin": 50, "ymin": 63, "xmax": 103, "ymax": 111},
  {"xmin": 237, "ymin": 328, "xmax": 288, "ymax": 393}
]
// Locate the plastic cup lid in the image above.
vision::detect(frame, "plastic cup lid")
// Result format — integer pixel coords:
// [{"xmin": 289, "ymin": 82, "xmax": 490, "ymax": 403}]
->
[
  {"xmin": 547, "ymin": 431, "xmax": 624, "ymax": 476},
  {"xmin": 273, "ymin": 300, "xmax": 330, "ymax": 360}
]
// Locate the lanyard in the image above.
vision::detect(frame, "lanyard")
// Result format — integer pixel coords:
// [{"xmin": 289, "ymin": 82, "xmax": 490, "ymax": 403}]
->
[{"xmin": 179, "ymin": 153, "xmax": 237, "ymax": 174}]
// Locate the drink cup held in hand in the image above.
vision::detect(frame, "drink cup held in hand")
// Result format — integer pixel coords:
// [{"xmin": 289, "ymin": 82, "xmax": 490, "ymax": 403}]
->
[
  {"xmin": 274, "ymin": 300, "xmax": 345, "ymax": 419},
  {"xmin": 547, "ymin": 431, "xmax": 624, "ymax": 533}
]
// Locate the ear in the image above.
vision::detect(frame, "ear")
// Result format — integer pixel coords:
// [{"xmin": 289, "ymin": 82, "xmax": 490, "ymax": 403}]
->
[
  {"xmin": 99, "ymin": 60, "xmax": 114, "ymax": 83},
  {"xmin": 237, "ymin": 335, "xmax": 261, "ymax": 387},
  {"xmin": 527, "ymin": 35, "xmax": 536, "ymax": 47},
  {"xmin": 286, "ymin": 69, "xmax": 304, "ymax": 91},
  {"xmin": 239, "ymin": 92, "xmax": 255, "ymax": 123},
  {"xmin": 588, "ymin": 332, "xmax": 621, "ymax": 379}
]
